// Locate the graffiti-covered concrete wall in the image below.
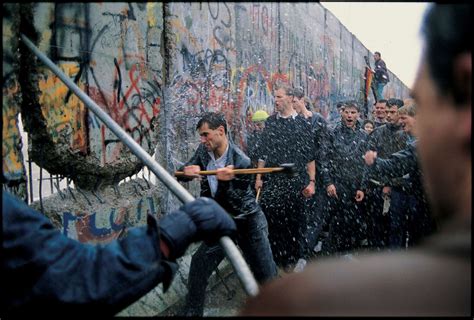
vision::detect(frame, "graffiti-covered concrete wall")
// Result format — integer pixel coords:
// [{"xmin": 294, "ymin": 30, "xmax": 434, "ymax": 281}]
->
[
  {"xmin": 3, "ymin": 2, "xmax": 409, "ymax": 197},
  {"xmin": 2, "ymin": 2, "xmax": 410, "ymax": 316}
]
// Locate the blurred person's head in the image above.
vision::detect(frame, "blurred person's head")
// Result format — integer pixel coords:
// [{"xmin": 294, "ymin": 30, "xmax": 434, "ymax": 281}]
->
[
  {"xmin": 412, "ymin": 4, "xmax": 471, "ymax": 222},
  {"xmin": 398, "ymin": 104, "xmax": 417, "ymax": 135}
]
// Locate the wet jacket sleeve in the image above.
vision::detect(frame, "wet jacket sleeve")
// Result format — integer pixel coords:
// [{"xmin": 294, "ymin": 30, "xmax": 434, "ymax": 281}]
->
[
  {"xmin": 321, "ymin": 128, "xmax": 335, "ymax": 188},
  {"xmin": 2, "ymin": 192, "xmax": 177, "ymax": 316},
  {"xmin": 371, "ymin": 144, "xmax": 418, "ymax": 179}
]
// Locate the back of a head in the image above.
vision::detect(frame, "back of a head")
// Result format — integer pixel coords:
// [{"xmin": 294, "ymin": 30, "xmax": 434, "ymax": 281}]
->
[
  {"xmin": 423, "ymin": 4, "xmax": 471, "ymax": 106},
  {"xmin": 293, "ymin": 86, "xmax": 305, "ymax": 100},
  {"xmin": 398, "ymin": 104, "xmax": 417, "ymax": 117}
]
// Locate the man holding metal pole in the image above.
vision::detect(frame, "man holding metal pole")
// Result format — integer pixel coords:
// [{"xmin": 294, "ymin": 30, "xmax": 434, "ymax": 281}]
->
[{"xmin": 176, "ymin": 112, "xmax": 277, "ymax": 317}]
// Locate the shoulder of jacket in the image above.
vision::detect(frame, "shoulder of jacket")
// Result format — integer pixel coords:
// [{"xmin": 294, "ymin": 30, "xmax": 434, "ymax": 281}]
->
[{"xmin": 230, "ymin": 143, "xmax": 251, "ymax": 168}]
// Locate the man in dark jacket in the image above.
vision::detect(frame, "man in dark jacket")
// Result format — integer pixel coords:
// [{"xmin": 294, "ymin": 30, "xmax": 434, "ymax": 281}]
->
[
  {"xmin": 292, "ymin": 87, "xmax": 330, "ymax": 261},
  {"xmin": 1, "ymin": 192, "xmax": 236, "ymax": 317},
  {"xmin": 255, "ymin": 85, "xmax": 315, "ymax": 271},
  {"xmin": 364, "ymin": 98, "xmax": 408, "ymax": 250},
  {"xmin": 373, "ymin": 51, "xmax": 390, "ymax": 101},
  {"xmin": 177, "ymin": 112, "xmax": 277, "ymax": 316},
  {"xmin": 322, "ymin": 101, "xmax": 369, "ymax": 254},
  {"xmin": 364, "ymin": 104, "xmax": 437, "ymax": 248}
]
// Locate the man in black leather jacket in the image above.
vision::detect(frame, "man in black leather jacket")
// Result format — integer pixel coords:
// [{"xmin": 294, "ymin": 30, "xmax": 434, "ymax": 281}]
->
[{"xmin": 177, "ymin": 112, "xmax": 277, "ymax": 316}]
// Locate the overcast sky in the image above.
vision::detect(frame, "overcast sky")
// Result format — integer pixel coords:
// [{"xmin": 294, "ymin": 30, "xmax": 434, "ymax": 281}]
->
[{"xmin": 320, "ymin": 2, "xmax": 430, "ymax": 89}]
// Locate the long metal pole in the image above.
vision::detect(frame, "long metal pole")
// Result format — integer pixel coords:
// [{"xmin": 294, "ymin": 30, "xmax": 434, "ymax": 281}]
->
[{"xmin": 20, "ymin": 33, "xmax": 259, "ymax": 297}]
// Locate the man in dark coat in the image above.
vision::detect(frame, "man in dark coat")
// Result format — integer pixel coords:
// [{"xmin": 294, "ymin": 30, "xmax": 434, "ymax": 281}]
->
[
  {"xmin": 177, "ymin": 112, "xmax": 277, "ymax": 316},
  {"xmin": 255, "ymin": 84, "xmax": 315, "ymax": 271},
  {"xmin": 374, "ymin": 51, "xmax": 390, "ymax": 101},
  {"xmin": 322, "ymin": 101, "xmax": 369, "ymax": 254},
  {"xmin": 364, "ymin": 98, "xmax": 409, "ymax": 250}
]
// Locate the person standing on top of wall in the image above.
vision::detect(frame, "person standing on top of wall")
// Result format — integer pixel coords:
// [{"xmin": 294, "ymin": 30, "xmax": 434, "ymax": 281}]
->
[{"xmin": 373, "ymin": 51, "xmax": 390, "ymax": 101}]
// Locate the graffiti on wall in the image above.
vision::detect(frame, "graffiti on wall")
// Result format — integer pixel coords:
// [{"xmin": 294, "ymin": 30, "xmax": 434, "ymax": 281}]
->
[
  {"xmin": 61, "ymin": 195, "xmax": 158, "ymax": 243},
  {"xmin": 2, "ymin": 3, "xmax": 28, "ymax": 198},
  {"xmin": 38, "ymin": 64, "xmax": 88, "ymax": 154},
  {"xmin": 2, "ymin": 77, "xmax": 25, "ymax": 181}
]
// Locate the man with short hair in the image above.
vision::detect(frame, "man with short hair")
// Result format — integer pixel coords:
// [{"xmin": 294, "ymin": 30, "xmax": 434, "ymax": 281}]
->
[
  {"xmin": 241, "ymin": 4, "xmax": 471, "ymax": 315},
  {"xmin": 372, "ymin": 99, "xmax": 388, "ymax": 127},
  {"xmin": 292, "ymin": 87, "xmax": 330, "ymax": 262},
  {"xmin": 255, "ymin": 85, "xmax": 315, "ymax": 271},
  {"xmin": 178, "ymin": 112, "xmax": 277, "ymax": 316},
  {"xmin": 322, "ymin": 101, "xmax": 369, "ymax": 254},
  {"xmin": 365, "ymin": 97, "xmax": 408, "ymax": 250},
  {"xmin": 373, "ymin": 51, "xmax": 390, "ymax": 100}
]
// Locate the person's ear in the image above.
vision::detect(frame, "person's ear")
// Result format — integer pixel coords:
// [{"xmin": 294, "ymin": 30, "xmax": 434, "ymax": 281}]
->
[
  {"xmin": 218, "ymin": 125, "xmax": 225, "ymax": 136},
  {"xmin": 453, "ymin": 53, "xmax": 471, "ymax": 107}
]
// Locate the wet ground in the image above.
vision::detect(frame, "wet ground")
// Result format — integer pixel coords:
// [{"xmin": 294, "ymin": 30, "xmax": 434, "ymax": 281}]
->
[{"xmin": 157, "ymin": 270, "xmax": 247, "ymax": 317}]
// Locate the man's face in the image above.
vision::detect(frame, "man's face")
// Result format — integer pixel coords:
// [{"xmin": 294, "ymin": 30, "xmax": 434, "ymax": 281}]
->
[
  {"xmin": 374, "ymin": 102, "xmax": 387, "ymax": 120},
  {"xmin": 198, "ymin": 122, "xmax": 224, "ymax": 152},
  {"xmin": 292, "ymin": 96, "xmax": 305, "ymax": 114},
  {"xmin": 374, "ymin": 53, "xmax": 381, "ymax": 61},
  {"xmin": 385, "ymin": 106, "xmax": 400, "ymax": 124},
  {"xmin": 412, "ymin": 61, "xmax": 462, "ymax": 214},
  {"xmin": 399, "ymin": 114, "xmax": 416, "ymax": 135},
  {"xmin": 342, "ymin": 106, "xmax": 359, "ymax": 128},
  {"xmin": 274, "ymin": 88, "xmax": 292, "ymax": 113}
]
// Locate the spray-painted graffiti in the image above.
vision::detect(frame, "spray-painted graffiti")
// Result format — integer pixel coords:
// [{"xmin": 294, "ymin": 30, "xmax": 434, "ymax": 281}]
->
[
  {"xmin": 5, "ymin": 2, "xmax": 409, "ymax": 200},
  {"xmin": 2, "ymin": 77, "xmax": 26, "ymax": 181},
  {"xmin": 38, "ymin": 64, "xmax": 88, "ymax": 154},
  {"xmin": 62, "ymin": 196, "xmax": 158, "ymax": 243}
]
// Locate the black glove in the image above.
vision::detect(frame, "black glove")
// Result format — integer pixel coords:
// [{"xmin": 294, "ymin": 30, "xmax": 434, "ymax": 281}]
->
[{"xmin": 159, "ymin": 197, "xmax": 237, "ymax": 260}]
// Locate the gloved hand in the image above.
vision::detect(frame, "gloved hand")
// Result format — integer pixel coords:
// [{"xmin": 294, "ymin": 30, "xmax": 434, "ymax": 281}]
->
[{"xmin": 159, "ymin": 197, "xmax": 237, "ymax": 260}]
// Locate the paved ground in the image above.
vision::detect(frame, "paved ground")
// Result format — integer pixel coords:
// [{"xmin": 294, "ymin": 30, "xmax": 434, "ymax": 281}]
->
[{"xmin": 158, "ymin": 270, "xmax": 247, "ymax": 317}]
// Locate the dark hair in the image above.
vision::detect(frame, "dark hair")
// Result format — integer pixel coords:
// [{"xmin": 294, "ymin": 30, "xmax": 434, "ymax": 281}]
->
[
  {"xmin": 363, "ymin": 119, "xmax": 374, "ymax": 126},
  {"xmin": 374, "ymin": 51, "xmax": 381, "ymax": 56},
  {"xmin": 304, "ymin": 97, "xmax": 313, "ymax": 111},
  {"xmin": 336, "ymin": 101, "xmax": 347, "ymax": 110},
  {"xmin": 345, "ymin": 100, "xmax": 360, "ymax": 112},
  {"xmin": 373, "ymin": 99, "xmax": 387, "ymax": 106},
  {"xmin": 292, "ymin": 86, "xmax": 305, "ymax": 99},
  {"xmin": 422, "ymin": 4, "xmax": 471, "ymax": 106},
  {"xmin": 196, "ymin": 112, "xmax": 227, "ymax": 134},
  {"xmin": 386, "ymin": 98, "xmax": 404, "ymax": 109}
]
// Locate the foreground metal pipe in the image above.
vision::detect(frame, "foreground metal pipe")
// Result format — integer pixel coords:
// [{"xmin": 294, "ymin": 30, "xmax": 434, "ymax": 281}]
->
[{"xmin": 21, "ymin": 33, "xmax": 259, "ymax": 297}]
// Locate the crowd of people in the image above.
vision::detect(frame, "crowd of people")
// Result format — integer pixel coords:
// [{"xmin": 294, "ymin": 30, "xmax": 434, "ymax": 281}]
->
[{"xmin": 1, "ymin": 3, "xmax": 470, "ymax": 317}]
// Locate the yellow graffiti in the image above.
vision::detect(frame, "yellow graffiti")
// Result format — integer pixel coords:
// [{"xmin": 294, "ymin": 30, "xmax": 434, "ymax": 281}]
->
[
  {"xmin": 147, "ymin": 3, "xmax": 157, "ymax": 27},
  {"xmin": 38, "ymin": 62, "xmax": 87, "ymax": 154},
  {"xmin": 2, "ymin": 81, "xmax": 26, "ymax": 180}
]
